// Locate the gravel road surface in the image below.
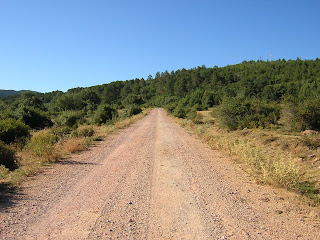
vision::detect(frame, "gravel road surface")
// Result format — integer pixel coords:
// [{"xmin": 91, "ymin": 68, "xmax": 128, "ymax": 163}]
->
[{"xmin": 1, "ymin": 108, "xmax": 319, "ymax": 239}]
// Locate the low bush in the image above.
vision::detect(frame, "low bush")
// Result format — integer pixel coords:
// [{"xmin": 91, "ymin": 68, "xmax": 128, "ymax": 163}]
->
[
  {"xmin": 24, "ymin": 131, "xmax": 59, "ymax": 160},
  {"xmin": 298, "ymin": 98, "xmax": 320, "ymax": 131},
  {"xmin": 186, "ymin": 109, "xmax": 197, "ymax": 120},
  {"xmin": 71, "ymin": 126, "xmax": 95, "ymax": 138},
  {"xmin": 173, "ymin": 104, "xmax": 187, "ymax": 118},
  {"xmin": 0, "ymin": 165, "xmax": 9, "ymax": 178},
  {"xmin": 55, "ymin": 111, "xmax": 85, "ymax": 128},
  {"xmin": 122, "ymin": 94, "xmax": 145, "ymax": 106},
  {"xmin": 0, "ymin": 119, "xmax": 30, "ymax": 144},
  {"xmin": 15, "ymin": 107, "xmax": 53, "ymax": 129},
  {"xmin": 49, "ymin": 126, "xmax": 73, "ymax": 138},
  {"xmin": 164, "ymin": 103, "xmax": 176, "ymax": 113},
  {"xmin": 93, "ymin": 105, "xmax": 118, "ymax": 124},
  {"xmin": 122, "ymin": 105, "xmax": 142, "ymax": 118},
  {"xmin": 301, "ymin": 135, "xmax": 320, "ymax": 150},
  {"xmin": 216, "ymin": 97, "xmax": 280, "ymax": 130},
  {"xmin": 0, "ymin": 141, "xmax": 17, "ymax": 171},
  {"xmin": 186, "ymin": 106, "xmax": 203, "ymax": 124},
  {"xmin": 281, "ymin": 98, "xmax": 320, "ymax": 132}
]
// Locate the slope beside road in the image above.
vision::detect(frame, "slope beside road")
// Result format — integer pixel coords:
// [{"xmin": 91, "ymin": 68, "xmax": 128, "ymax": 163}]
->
[{"xmin": 0, "ymin": 108, "xmax": 319, "ymax": 239}]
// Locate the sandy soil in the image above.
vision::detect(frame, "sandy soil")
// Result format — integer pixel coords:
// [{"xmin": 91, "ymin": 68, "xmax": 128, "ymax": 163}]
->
[{"xmin": 0, "ymin": 108, "xmax": 319, "ymax": 239}]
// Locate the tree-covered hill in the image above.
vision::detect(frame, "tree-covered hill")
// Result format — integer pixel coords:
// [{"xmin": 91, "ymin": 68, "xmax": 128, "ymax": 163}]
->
[
  {"xmin": 0, "ymin": 90, "xmax": 38, "ymax": 98},
  {"xmin": 1, "ymin": 58, "xmax": 320, "ymax": 132}
]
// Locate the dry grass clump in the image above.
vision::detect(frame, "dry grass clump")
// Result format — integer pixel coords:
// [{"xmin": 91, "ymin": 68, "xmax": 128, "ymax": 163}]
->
[
  {"xmin": 114, "ymin": 118, "xmax": 134, "ymax": 129},
  {"xmin": 0, "ymin": 165, "xmax": 9, "ymax": 179},
  {"xmin": 59, "ymin": 137, "xmax": 90, "ymax": 154},
  {"xmin": 301, "ymin": 135, "xmax": 320, "ymax": 150}
]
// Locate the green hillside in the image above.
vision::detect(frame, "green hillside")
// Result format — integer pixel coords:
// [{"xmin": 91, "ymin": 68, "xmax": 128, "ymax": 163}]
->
[{"xmin": 1, "ymin": 58, "xmax": 320, "ymax": 131}]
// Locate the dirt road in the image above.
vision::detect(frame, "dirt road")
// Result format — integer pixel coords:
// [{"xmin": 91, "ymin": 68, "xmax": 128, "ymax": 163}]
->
[{"xmin": 1, "ymin": 109, "xmax": 319, "ymax": 239}]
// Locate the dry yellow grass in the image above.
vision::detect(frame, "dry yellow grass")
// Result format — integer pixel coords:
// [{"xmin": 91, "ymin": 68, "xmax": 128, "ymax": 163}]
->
[
  {"xmin": 59, "ymin": 137, "xmax": 88, "ymax": 154},
  {"xmin": 172, "ymin": 110, "xmax": 320, "ymax": 204}
]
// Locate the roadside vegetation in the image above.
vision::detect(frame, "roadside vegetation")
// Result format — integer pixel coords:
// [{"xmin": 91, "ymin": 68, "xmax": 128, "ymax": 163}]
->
[
  {"xmin": 0, "ymin": 108, "xmax": 150, "ymax": 187},
  {"xmin": 173, "ymin": 110, "xmax": 320, "ymax": 206},
  {"xmin": 1, "ymin": 58, "xmax": 320, "ymax": 204}
]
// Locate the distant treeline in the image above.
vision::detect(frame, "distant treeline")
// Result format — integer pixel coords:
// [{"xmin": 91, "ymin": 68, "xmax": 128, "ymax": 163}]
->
[
  {"xmin": 0, "ymin": 90, "xmax": 36, "ymax": 98},
  {"xmin": 1, "ymin": 58, "xmax": 320, "ymax": 132}
]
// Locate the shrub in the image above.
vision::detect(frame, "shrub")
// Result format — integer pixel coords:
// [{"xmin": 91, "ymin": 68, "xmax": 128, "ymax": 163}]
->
[
  {"xmin": 188, "ymin": 111, "xmax": 203, "ymax": 124},
  {"xmin": 186, "ymin": 108, "xmax": 197, "ymax": 120},
  {"xmin": 15, "ymin": 107, "xmax": 53, "ymax": 129},
  {"xmin": 164, "ymin": 103, "xmax": 176, "ymax": 113},
  {"xmin": 173, "ymin": 104, "xmax": 187, "ymax": 118},
  {"xmin": 0, "ymin": 165, "xmax": 9, "ymax": 178},
  {"xmin": 49, "ymin": 126, "xmax": 72, "ymax": 138},
  {"xmin": 297, "ymin": 99, "xmax": 320, "ymax": 131},
  {"xmin": 281, "ymin": 98, "xmax": 320, "ymax": 131},
  {"xmin": 0, "ymin": 141, "xmax": 17, "ymax": 171},
  {"xmin": 216, "ymin": 97, "xmax": 280, "ymax": 130},
  {"xmin": 93, "ymin": 105, "xmax": 118, "ymax": 124},
  {"xmin": 150, "ymin": 95, "xmax": 180, "ymax": 107},
  {"xmin": 301, "ymin": 135, "xmax": 320, "ymax": 149},
  {"xmin": 55, "ymin": 111, "xmax": 85, "ymax": 128},
  {"xmin": 122, "ymin": 94, "xmax": 145, "ymax": 106},
  {"xmin": 185, "ymin": 90, "xmax": 204, "ymax": 107},
  {"xmin": 71, "ymin": 126, "xmax": 95, "ymax": 138},
  {"xmin": 0, "ymin": 119, "xmax": 30, "ymax": 144},
  {"xmin": 280, "ymin": 101, "xmax": 298, "ymax": 132},
  {"xmin": 24, "ymin": 131, "xmax": 59, "ymax": 158},
  {"xmin": 122, "ymin": 105, "xmax": 142, "ymax": 118}
]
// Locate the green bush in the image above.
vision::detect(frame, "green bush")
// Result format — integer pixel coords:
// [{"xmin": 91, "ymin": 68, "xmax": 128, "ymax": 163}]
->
[
  {"xmin": 186, "ymin": 109, "xmax": 203, "ymax": 124},
  {"xmin": 0, "ymin": 141, "xmax": 17, "ymax": 171},
  {"xmin": 281, "ymin": 98, "xmax": 320, "ymax": 131},
  {"xmin": 173, "ymin": 104, "xmax": 187, "ymax": 118},
  {"xmin": 15, "ymin": 107, "xmax": 53, "ymax": 129},
  {"xmin": 0, "ymin": 119, "xmax": 30, "ymax": 144},
  {"xmin": 93, "ymin": 105, "xmax": 118, "ymax": 124},
  {"xmin": 297, "ymin": 99, "xmax": 320, "ymax": 131},
  {"xmin": 49, "ymin": 126, "xmax": 73, "ymax": 138},
  {"xmin": 71, "ymin": 126, "xmax": 95, "ymax": 138},
  {"xmin": 164, "ymin": 103, "xmax": 176, "ymax": 113},
  {"xmin": 122, "ymin": 94, "xmax": 144, "ymax": 106},
  {"xmin": 55, "ymin": 111, "xmax": 85, "ymax": 128},
  {"xmin": 24, "ymin": 131, "xmax": 59, "ymax": 158},
  {"xmin": 122, "ymin": 105, "xmax": 142, "ymax": 118},
  {"xmin": 186, "ymin": 108, "xmax": 197, "ymax": 120},
  {"xmin": 216, "ymin": 97, "xmax": 280, "ymax": 130}
]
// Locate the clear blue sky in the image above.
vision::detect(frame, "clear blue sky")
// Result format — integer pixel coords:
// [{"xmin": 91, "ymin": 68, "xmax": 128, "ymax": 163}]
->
[{"xmin": 0, "ymin": 0, "xmax": 319, "ymax": 93}]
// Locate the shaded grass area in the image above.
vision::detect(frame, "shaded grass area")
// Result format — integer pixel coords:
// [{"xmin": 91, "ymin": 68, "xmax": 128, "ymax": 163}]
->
[{"xmin": 173, "ymin": 110, "xmax": 320, "ymax": 206}]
